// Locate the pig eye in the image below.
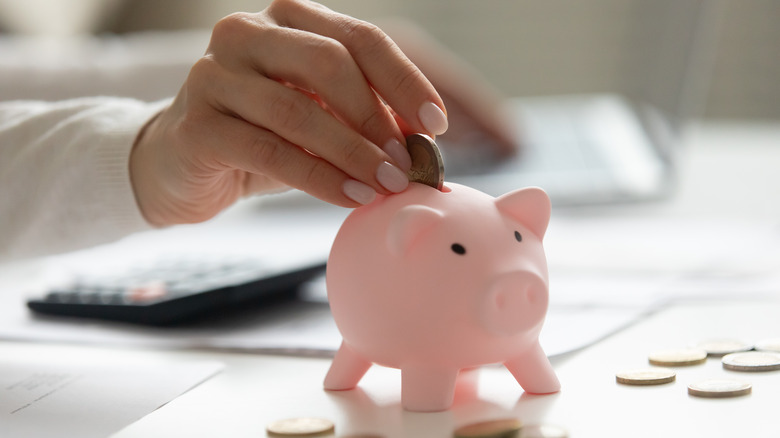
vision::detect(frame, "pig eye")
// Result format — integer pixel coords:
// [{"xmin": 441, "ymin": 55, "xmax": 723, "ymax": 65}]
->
[
  {"xmin": 451, "ymin": 243, "xmax": 466, "ymax": 255},
  {"xmin": 514, "ymin": 231, "xmax": 522, "ymax": 242}
]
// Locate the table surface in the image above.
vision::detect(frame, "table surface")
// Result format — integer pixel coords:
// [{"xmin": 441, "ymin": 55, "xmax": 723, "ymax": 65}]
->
[
  {"xmin": 2, "ymin": 298, "xmax": 777, "ymax": 438},
  {"xmin": 3, "ymin": 121, "xmax": 780, "ymax": 437},
  {"xmin": 116, "ymin": 298, "xmax": 780, "ymax": 438}
]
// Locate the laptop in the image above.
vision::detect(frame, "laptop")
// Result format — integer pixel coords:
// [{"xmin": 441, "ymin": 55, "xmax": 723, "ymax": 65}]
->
[{"xmin": 440, "ymin": 0, "xmax": 723, "ymax": 206}]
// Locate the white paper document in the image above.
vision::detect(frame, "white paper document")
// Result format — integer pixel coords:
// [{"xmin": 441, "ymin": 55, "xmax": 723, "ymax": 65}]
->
[
  {"xmin": 0, "ymin": 354, "xmax": 222, "ymax": 438},
  {"xmin": 2, "ymin": 200, "xmax": 779, "ymax": 360}
]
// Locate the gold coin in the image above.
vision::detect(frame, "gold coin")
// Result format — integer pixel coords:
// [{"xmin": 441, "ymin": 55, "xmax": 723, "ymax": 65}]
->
[
  {"xmin": 755, "ymin": 338, "xmax": 780, "ymax": 353},
  {"xmin": 406, "ymin": 133, "xmax": 444, "ymax": 190},
  {"xmin": 648, "ymin": 348, "xmax": 708, "ymax": 366},
  {"xmin": 616, "ymin": 368, "xmax": 676, "ymax": 386},
  {"xmin": 688, "ymin": 379, "xmax": 752, "ymax": 398},
  {"xmin": 266, "ymin": 417, "xmax": 335, "ymax": 437},
  {"xmin": 520, "ymin": 424, "xmax": 568, "ymax": 438},
  {"xmin": 722, "ymin": 351, "xmax": 780, "ymax": 372},
  {"xmin": 454, "ymin": 418, "xmax": 522, "ymax": 438},
  {"xmin": 695, "ymin": 339, "xmax": 753, "ymax": 357}
]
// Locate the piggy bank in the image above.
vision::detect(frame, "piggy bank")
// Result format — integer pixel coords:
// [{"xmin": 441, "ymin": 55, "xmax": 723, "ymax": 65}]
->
[{"xmin": 324, "ymin": 182, "xmax": 560, "ymax": 412}]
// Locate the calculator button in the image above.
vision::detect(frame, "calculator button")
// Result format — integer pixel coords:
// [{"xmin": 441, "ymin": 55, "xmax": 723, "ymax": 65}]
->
[
  {"xmin": 97, "ymin": 293, "xmax": 125, "ymax": 305},
  {"xmin": 76, "ymin": 290, "xmax": 101, "ymax": 304},
  {"xmin": 45, "ymin": 291, "xmax": 78, "ymax": 303},
  {"xmin": 166, "ymin": 282, "xmax": 198, "ymax": 295},
  {"xmin": 126, "ymin": 281, "xmax": 168, "ymax": 303}
]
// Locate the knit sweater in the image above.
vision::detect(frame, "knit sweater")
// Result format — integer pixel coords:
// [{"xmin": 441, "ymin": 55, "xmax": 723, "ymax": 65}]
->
[{"xmin": 0, "ymin": 97, "xmax": 169, "ymax": 261}]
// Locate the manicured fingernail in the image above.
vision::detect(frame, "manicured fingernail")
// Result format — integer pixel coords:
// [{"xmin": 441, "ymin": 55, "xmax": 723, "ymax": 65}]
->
[
  {"xmin": 383, "ymin": 138, "xmax": 412, "ymax": 172},
  {"xmin": 376, "ymin": 161, "xmax": 409, "ymax": 193},
  {"xmin": 342, "ymin": 179, "xmax": 376, "ymax": 205},
  {"xmin": 418, "ymin": 101, "xmax": 448, "ymax": 135}
]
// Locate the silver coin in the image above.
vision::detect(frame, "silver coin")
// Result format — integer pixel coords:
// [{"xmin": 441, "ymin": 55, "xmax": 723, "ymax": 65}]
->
[
  {"xmin": 405, "ymin": 133, "xmax": 444, "ymax": 190},
  {"xmin": 722, "ymin": 351, "xmax": 780, "ymax": 372},
  {"xmin": 695, "ymin": 339, "xmax": 754, "ymax": 357},
  {"xmin": 755, "ymin": 338, "xmax": 780, "ymax": 353},
  {"xmin": 616, "ymin": 368, "xmax": 676, "ymax": 386},
  {"xmin": 688, "ymin": 378, "xmax": 752, "ymax": 398},
  {"xmin": 266, "ymin": 417, "xmax": 335, "ymax": 436},
  {"xmin": 648, "ymin": 348, "xmax": 708, "ymax": 367}
]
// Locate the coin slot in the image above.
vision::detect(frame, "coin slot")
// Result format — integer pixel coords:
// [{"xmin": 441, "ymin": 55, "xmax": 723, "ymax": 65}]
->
[{"xmin": 514, "ymin": 231, "xmax": 522, "ymax": 242}]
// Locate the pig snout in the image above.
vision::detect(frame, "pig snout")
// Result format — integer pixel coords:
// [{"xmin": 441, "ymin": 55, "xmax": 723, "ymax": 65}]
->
[{"xmin": 480, "ymin": 271, "xmax": 548, "ymax": 336}]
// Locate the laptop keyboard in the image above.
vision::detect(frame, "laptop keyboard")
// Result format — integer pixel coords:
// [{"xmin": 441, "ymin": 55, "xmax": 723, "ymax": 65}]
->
[{"xmin": 443, "ymin": 95, "xmax": 668, "ymax": 204}]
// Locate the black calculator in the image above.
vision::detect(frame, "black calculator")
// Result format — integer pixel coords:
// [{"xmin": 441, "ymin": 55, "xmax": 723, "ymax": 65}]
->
[{"xmin": 27, "ymin": 256, "xmax": 326, "ymax": 326}]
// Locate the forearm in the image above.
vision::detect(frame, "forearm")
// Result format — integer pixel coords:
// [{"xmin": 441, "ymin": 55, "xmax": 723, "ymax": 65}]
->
[{"xmin": 0, "ymin": 97, "xmax": 169, "ymax": 262}]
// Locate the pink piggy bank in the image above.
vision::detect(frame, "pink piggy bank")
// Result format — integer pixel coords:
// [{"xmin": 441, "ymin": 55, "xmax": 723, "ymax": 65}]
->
[{"xmin": 324, "ymin": 182, "xmax": 560, "ymax": 412}]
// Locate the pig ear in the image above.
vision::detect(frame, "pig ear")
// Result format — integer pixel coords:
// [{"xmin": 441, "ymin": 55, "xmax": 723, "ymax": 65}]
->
[
  {"xmin": 494, "ymin": 187, "xmax": 551, "ymax": 238},
  {"xmin": 387, "ymin": 205, "xmax": 444, "ymax": 257}
]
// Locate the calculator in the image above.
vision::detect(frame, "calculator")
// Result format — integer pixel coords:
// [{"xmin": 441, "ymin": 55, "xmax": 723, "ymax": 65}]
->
[{"xmin": 27, "ymin": 256, "xmax": 326, "ymax": 326}]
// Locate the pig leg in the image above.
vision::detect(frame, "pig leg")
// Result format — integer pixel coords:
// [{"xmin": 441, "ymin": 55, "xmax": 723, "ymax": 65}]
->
[
  {"xmin": 504, "ymin": 341, "xmax": 561, "ymax": 394},
  {"xmin": 401, "ymin": 366, "xmax": 459, "ymax": 412},
  {"xmin": 324, "ymin": 342, "xmax": 372, "ymax": 391}
]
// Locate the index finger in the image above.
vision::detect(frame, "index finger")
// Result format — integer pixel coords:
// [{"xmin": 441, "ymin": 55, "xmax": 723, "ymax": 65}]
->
[{"xmin": 266, "ymin": 0, "xmax": 449, "ymax": 137}]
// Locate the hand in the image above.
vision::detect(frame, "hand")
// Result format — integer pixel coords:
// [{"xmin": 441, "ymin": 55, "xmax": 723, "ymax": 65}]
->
[{"xmin": 130, "ymin": 0, "xmax": 448, "ymax": 226}]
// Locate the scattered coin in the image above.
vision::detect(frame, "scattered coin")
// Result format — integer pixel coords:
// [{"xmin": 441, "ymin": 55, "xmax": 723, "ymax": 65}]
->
[
  {"xmin": 454, "ymin": 418, "xmax": 522, "ymax": 438},
  {"xmin": 266, "ymin": 417, "xmax": 335, "ymax": 437},
  {"xmin": 406, "ymin": 133, "xmax": 445, "ymax": 191},
  {"xmin": 616, "ymin": 368, "xmax": 676, "ymax": 386},
  {"xmin": 695, "ymin": 339, "xmax": 753, "ymax": 357},
  {"xmin": 520, "ymin": 424, "xmax": 569, "ymax": 438},
  {"xmin": 688, "ymin": 378, "xmax": 752, "ymax": 398},
  {"xmin": 648, "ymin": 348, "xmax": 708, "ymax": 366},
  {"xmin": 722, "ymin": 351, "xmax": 780, "ymax": 372},
  {"xmin": 754, "ymin": 338, "xmax": 780, "ymax": 353}
]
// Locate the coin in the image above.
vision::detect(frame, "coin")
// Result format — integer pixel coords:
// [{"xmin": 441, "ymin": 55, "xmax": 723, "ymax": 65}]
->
[
  {"xmin": 722, "ymin": 351, "xmax": 780, "ymax": 372},
  {"xmin": 755, "ymin": 338, "xmax": 780, "ymax": 353},
  {"xmin": 266, "ymin": 417, "xmax": 335, "ymax": 437},
  {"xmin": 453, "ymin": 418, "xmax": 522, "ymax": 438},
  {"xmin": 616, "ymin": 368, "xmax": 676, "ymax": 385},
  {"xmin": 406, "ymin": 133, "xmax": 444, "ymax": 190},
  {"xmin": 688, "ymin": 378, "xmax": 752, "ymax": 398},
  {"xmin": 695, "ymin": 339, "xmax": 753, "ymax": 357},
  {"xmin": 648, "ymin": 348, "xmax": 708, "ymax": 366},
  {"xmin": 520, "ymin": 424, "xmax": 568, "ymax": 438}
]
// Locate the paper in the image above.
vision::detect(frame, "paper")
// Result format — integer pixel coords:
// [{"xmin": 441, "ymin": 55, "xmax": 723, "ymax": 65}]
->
[
  {"xmin": 2, "ymin": 199, "xmax": 779, "ymax": 360},
  {"xmin": 0, "ymin": 351, "xmax": 222, "ymax": 438},
  {"xmin": 0, "ymin": 260, "xmax": 668, "ymax": 358}
]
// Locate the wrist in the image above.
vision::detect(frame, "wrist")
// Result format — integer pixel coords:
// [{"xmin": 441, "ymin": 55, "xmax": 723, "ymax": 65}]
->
[{"xmin": 129, "ymin": 108, "xmax": 169, "ymax": 227}]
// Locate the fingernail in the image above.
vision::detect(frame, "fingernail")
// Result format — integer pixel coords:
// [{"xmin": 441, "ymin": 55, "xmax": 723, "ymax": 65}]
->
[
  {"xmin": 376, "ymin": 161, "xmax": 409, "ymax": 193},
  {"xmin": 418, "ymin": 101, "xmax": 448, "ymax": 135},
  {"xmin": 342, "ymin": 179, "xmax": 376, "ymax": 205},
  {"xmin": 383, "ymin": 138, "xmax": 412, "ymax": 172}
]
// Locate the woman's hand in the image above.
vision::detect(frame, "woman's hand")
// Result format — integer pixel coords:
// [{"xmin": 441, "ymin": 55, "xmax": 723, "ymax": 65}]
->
[{"xmin": 130, "ymin": 0, "xmax": 448, "ymax": 226}]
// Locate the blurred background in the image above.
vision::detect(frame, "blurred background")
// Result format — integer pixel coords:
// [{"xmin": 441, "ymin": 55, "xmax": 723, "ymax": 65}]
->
[
  {"xmin": 0, "ymin": 0, "xmax": 777, "ymax": 122},
  {"xmin": 2, "ymin": 0, "xmax": 779, "ymax": 372}
]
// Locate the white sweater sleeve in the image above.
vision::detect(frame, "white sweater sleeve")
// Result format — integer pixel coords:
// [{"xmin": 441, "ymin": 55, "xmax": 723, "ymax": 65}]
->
[{"xmin": 0, "ymin": 97, "xmax": 171, "ymax": 262}]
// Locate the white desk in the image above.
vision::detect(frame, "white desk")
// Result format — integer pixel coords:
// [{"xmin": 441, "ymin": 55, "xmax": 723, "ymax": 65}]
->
[
  {"xmin": 2, "ymin": 121, "xmax": 779, "ymax": 437},
  {"xmin": 1, "ymin": 298, "xmax": 777, "ymax": 437},
  {"xmin": 97, "ymin": 298, "xmax": 780, "ymax": 437}
]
